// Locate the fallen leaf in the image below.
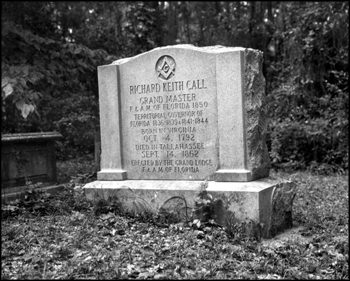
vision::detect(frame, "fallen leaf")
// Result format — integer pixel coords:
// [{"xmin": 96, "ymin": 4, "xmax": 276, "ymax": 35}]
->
[
  {"xmin": 154, "ymin": 273, "xmax": 167, "ymax": 279},
  {"xmin": 142, "ymin": 246, "xmax": 155, "ymax": 256},
  {"xmin": 83, "ymin": 256, "xmax": 92, "ymax": 262},
  {"xmin": 18, "ymin": 250, "xmax": 25, "ymax": 255},
  {"xmin": 137, "ymin": 271, "xmax": 154, "ymax": 279}
]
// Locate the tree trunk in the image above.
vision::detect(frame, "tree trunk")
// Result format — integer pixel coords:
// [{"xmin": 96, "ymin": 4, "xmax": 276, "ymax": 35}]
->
[
  {"xmin": 249, "ymin": 1, "xmax": 256, "ymax": 46},
  {"xmin": 267, "ymin": 1, "xmax": 274, "ymax": 24},
  {"xmin": 163, "ymin": 2, "xmax": 178, "ymax": 45},
  {"xmin": 225, "ymin": 2, "xmax": 232, "ymax": 45},
  {"xmin": 184, "ymin": 3, "xmax": 191, "ymax": 43}
]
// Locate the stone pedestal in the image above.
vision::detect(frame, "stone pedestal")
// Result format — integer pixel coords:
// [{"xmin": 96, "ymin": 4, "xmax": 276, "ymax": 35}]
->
[{"xmin": 83, "ymin": 179, "xmax": 296, "ymax": 238}]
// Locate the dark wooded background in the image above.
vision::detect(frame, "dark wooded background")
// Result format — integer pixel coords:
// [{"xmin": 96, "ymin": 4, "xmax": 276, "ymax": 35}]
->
[{"xmin": 1, "ymin": 1, "xmax": 348, "ymax": 174}]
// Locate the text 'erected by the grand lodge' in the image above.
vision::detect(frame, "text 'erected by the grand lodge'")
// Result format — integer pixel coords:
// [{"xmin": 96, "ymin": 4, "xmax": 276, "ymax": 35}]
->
[{"xmin": 125, "ymin": 77, "xmax": 217, "ymax": 178}]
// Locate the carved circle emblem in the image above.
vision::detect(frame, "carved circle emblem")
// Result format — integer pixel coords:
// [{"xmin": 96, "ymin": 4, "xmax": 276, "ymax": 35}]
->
[{"xmin": 155, "ymin": 55, "xmax": 176, "ymax": 80}]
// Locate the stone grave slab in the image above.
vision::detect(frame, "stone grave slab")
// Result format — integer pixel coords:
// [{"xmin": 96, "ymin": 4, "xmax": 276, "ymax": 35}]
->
[{"xmin": 1, "ymin": 132, "xmax": 64, "ymax": 203}]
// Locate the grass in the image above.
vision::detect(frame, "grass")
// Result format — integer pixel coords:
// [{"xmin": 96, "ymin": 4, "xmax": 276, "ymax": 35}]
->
[{"xmin": 1, "ymin": 156, "xmax": 349, "ymax": 279}]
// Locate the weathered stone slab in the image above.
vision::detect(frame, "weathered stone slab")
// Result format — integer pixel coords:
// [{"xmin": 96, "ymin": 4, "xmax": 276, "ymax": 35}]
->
[
  {"xmin": 243, "ymin": 49, "xmax": 270, "ymax": 180},
  {"xmin": 97, "ymin": 45, "xmax": 270, "ymax": 182},
  {"xmin": 1, "ymin": 132, "xmax": 62, "ymax": 188},
  {"xmin": 83, "ymin": 179, "xmax": 296, "ymax": 238}
]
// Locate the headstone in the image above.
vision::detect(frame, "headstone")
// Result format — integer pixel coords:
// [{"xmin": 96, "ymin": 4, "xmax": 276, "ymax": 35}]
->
[{"xmin": 83, "ymin": 45, "xmax": 296, "ymax": 238}]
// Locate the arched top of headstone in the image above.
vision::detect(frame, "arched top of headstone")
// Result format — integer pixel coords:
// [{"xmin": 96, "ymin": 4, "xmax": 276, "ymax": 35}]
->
[{"xmin": 112, "ymin": 44, "xmax": 247, "ymax": 66}]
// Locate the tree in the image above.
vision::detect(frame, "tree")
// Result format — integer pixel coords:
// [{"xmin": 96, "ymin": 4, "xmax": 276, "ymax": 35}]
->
[
  {"xmin": 266, "ymin": 2, "xmax": 349, "ymax": 172},
  {"xmin": 1, "ymin": 6, "xmax": 117, "ymax": 158},
  {"xmin": 2, "ymin": 1, "xmax": 348, "ymax": 170}
]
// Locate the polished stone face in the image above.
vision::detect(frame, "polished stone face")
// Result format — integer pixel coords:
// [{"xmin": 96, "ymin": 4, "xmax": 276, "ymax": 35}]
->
[{"xmin": 98, "ymin": 45, "xmax": 270, "ymax": 182}]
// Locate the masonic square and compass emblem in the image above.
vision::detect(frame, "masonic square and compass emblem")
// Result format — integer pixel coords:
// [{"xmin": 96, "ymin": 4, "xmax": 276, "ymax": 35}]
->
[{"xmin": 156, "ymin": 55, "xmax": 176, "ymax": 80}]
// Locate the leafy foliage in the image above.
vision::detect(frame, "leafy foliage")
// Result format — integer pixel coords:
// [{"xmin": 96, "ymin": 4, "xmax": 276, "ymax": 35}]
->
[
  {"xmin": 1, "ymin": 2, "xmax": 349, "ymax": 169},
  {"xmin": 1, "ymin": 21, "xmax": 116, "ymax": 159},
  {"xmin": 266, "ymin": 2, "xmax": 348, "ymax": 174},
  {"xmin": 2, "ymin": 168, "xmax": 348, "ymax": 279}
]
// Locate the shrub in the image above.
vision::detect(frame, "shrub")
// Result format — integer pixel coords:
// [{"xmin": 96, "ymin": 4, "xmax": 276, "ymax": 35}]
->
[{"xmin": 1, "ymin": 22, "xmax": 117, "ymax": 160}]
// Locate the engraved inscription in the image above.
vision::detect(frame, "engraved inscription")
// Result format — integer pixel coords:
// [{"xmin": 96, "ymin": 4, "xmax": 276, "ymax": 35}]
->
[{"xmin": 123, "ymin": 54, "xmax": 217, "ymax": 180}]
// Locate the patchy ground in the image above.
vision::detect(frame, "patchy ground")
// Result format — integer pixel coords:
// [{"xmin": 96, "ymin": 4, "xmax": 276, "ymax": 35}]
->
[{"xmin": 1, "ymin": 156, "xmax": 348, "ymax": 279}]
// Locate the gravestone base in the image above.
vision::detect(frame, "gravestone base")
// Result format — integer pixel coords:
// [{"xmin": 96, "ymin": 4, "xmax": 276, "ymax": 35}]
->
[
  {"xmin": 2, "ymin": 183, "xmax": 65, "ymax": 204},
  {"xmin": 83, "ymin": 179, "xmax": 296, "ymax": 238}
]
